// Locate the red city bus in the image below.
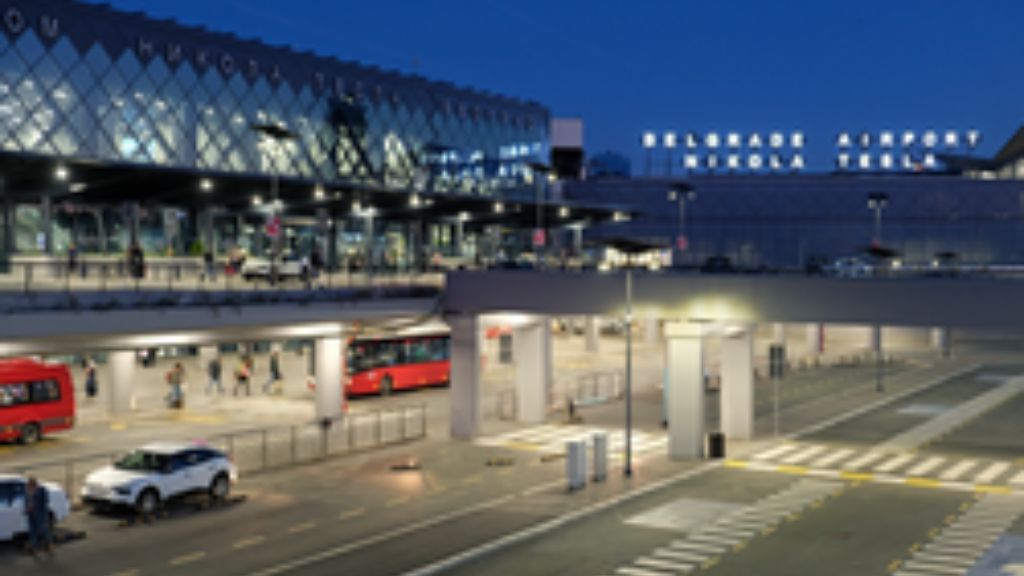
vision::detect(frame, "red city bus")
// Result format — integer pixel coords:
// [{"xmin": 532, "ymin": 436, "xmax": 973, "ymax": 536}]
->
[
  {"xmin": 346, "ymin": 334, "xmax": 450, "ymax": 396},
  {"xmin": 0, "ymin": 358, "xmax": 75, "ymax": 444}
]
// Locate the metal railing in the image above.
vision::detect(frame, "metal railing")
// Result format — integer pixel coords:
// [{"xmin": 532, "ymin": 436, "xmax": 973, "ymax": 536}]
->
[{"xmin": 12, "ymin": 404, "xmax": 427, "ymax": 505}]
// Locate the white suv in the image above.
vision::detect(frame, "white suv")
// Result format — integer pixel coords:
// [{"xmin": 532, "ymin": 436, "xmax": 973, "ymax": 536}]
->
[
  {"xmin": 0, "ymin": 474, "xmax": 71, "ymax": 541},
  {"xmin": 82, "ymin": 442, "xmax": 236, "ymax": 515}
]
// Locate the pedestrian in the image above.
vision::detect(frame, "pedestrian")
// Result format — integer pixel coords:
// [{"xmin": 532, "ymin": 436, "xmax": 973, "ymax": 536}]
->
[
  {"xmin": 165, "ymin": 362, "xmax": 185, "ymax": 408},
  {"xmin": 66, "ymin": 243, "xmax": 78, "ymax": 277},
  {"xmin": 233, "ymin": 357, "xmax": 251, "ymax": 397},
  {"xmin": 203, "ymin": 249, "xmax": 215, "ymax": 281},
  {"xmin": 128, "ymin": 243, "xmax": 145, "ymax": 280},
  {"xmin": 23, "ymin": 477, "xmax": 52, "ymax": 557},
  {"xmin": 262, "ymin": 350, "xmax": 282, "ymax": 395},
  {"xmin": 84, "ymin": 358, "xmax": 98, "ymax": 399},
  {"xmin": 310, "ymin": 247, "xmax": 323, "ymax": 280},
  {"xmin": 206, "ymin": 355, "xmax": 224, "ymax": 395}
]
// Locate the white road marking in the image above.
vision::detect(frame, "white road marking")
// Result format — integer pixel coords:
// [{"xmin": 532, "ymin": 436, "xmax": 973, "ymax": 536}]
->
[
  {"xmin": 615, "ymin": 567, "xmax": 674, "ymax": 576},
  {"xmin": 1009, "ymin": 471, "xmax": 1024, "ymax": 486},
  {"xmin": 653, "ymin": 547, "xmax": 709, "ymax": 564},
  {"xmin": 975, "ymin": 462, "xmax": 1012, "ymax": 484},
  {"xmin": 843, "ymin": 452, "xmax": 885, "ymax": 470},
  {"xmin": 939, "ymin": 460, "xmax": 977, "ymax": 481},
  {"xmin": 635, "ymin": 556, "xmax": 695, "ymax": 573},
  {"xmin": 907, "ymin": 456, "xmax": 946, "ymax": 476},
  {"xmin": 811, "ymin": 448, "xmax": 853, "ymax": 468},
  {"xmin": 874, "ymin": 454, "xmax": 915, "ymax": 473},
  {"xmin": 780, "ymin": 445, "xmax": 826, "ymax": 464},
  {"xmin": 753, "ymin": 444, "xmax": 797, "ymax": 460}
]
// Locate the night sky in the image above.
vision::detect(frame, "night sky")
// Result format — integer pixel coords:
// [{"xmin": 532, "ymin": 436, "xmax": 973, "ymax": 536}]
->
[{"xmin": 88, "ymin": 0, "xmax": 1024, "ymax": 172}]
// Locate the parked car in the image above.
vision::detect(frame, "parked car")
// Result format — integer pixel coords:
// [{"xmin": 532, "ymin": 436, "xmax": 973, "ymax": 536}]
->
[
  {"xmin": 0, "ymin": 474, "xmax": 71, "ymax": 541},
  {"xmin": 241, "ymin": 254, "xmax": 307, "ymax": 281},
  {"xmin": 828, "ymin": 257, "xmax": 873, "ymax": 278},
  {"xmin": 82, "ymin": 442, "xmax": 236, "ymax": 515}
]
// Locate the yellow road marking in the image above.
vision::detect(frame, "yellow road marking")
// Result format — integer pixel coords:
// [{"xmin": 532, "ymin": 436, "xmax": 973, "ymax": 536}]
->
[
  {"xmin": 732, "ymin": 541, "xmax": 747, "ymax": 552},
  {"xmin": 761, "ymin": 526, "xmax": 776, "ymax": 537},
  {"xmin": 505, "ymin": 441, "xmax": 542, "ymax": 452},
  {"xmin": 839, "ymin": 471, "xmax": 873, "ymax": 482},
  {"xmin": 110, "ymin": 422, "xmax": 128, "ymax": 431},
  {"xmin": 944, "ymin": 514, "xmax": 956, "ymax": 525},
  {"xmin": 386, "ymin": 496, "xmax": 412, "ymax": 508},
  {"xmin": 909, "ymin": 542, "xmax": 921, "ymax": 554},
  {"xmin": 170, "ymin": 552, "xmax": 206, "ymax": 566},
  {"xmin": 724, "ymin": 460, "xmax": 749, "ymax": 469},
  {"xmin": 339, "ymin": 507, "xmax": 366, "ymax": 520},
  {"xmin": 777, "ymin": 465, "xmax": 808, "ymax": 475},
  {"xmin": 905, "ymin": 477, "xmax": 940, "ymax": 489},
  {"xmin": 701, "ymin": 557, "xmax": 720, "ymax": 570},
  {"xmin": 928, "ymin": 527, "xmax": 940, "ymax": 539},
  {"xmin": 888, "ymin": 559, "xmax": 902, "ymax": 572},
  {"xmin": 288, "ymin": 521, "xmax": 317, "ymax": 534},
  {"xmin": 233, "ymin": 535, "xmax": 265, "ymax": 549},
  {"xmin": 975, "ymin": 484, "xmax": 1012, "ymax": 495}
]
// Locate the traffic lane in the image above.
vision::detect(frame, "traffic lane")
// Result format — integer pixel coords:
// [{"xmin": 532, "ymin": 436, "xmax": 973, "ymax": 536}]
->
[
  {"xmin": 801, "ymin": 365, "xmax": 993, "ymax": 445},
  {"xmin": 703, "ymin": 483, "xmax": 969, "ymax": 576},
  {"xmin": 0, "ymin": 440, "xmax": 577, "ymax": 575},
  {"xmin": 923, "ymin": 390, "xmax": 1024, "ymax": 460},
  {"xmin": 441, "ymin": 468, "xmax": 802, "ymax": 576},
  {"xmin": 752, "ymin": 362, "xmax": 913, "ymax": 414}
]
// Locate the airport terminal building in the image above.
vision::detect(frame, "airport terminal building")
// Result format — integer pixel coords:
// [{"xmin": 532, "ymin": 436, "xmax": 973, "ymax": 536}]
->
[{"xmin": 0, "ymin": 0, "xmax": 574, "ymax": 268}]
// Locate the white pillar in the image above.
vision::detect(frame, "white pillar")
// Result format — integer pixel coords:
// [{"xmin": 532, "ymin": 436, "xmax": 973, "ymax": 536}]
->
[
  {"xmin": 584, "ymin": 316, "xmax": 599, "ymax": 352},
  {"xmin": 644, "ymin": 318, "xmax": 660, "ymax": 346},
  {"xmin": 930, "ymin": 327, "xmax": 950, "ymax": 358},
  {"xmin": 514, "ymin": 321, "xmax": 550, "ymax": 424},
  {"xmin": 771, "ymin": 323, "xmax": 785, "ymax": 345},
  {"xmin": 721, "ymin": 328, "xmax": 754, "ymax": 441},
  {"xmin": 870, "ymin": 325, "xmax": 882, "ymax": 353},
  {"xmin": 314, "ymin": 336, "xmax": 345, "ymax": 421},
  {"xmin": 543, "ymin": 319, "xmax": 554, "ymax": 407},
  {"xmin": 449, "ymin": 314, "xmax": 482, "ymax": 440},
  {"xmin": 664, "ymin": 321, "xmax": 705, "ymax": 459},
  {"xmin": 108, "ymin": 350, "xmax": 136, "ymax": 415},
  {"xmin": 805, "ymin": 323, "xmax": 824, "ymax": 356}
]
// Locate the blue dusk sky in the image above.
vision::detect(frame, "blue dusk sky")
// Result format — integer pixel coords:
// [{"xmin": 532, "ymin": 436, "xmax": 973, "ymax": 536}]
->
[{"xmin": 89, "ymin": 0, "xmax": 1024, "ymax": 172}]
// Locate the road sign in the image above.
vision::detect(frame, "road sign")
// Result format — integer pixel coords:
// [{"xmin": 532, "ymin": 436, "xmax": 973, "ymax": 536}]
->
[
  {"xmin": 532, "ymin": 228, "xmax": 546, "ymax": 248},
  {"xmin": 676, "ymin": 235, "xmax": 688, "ymax": 251},
  {"xmin": 265, "ymin": 216, "xmax": 281, "ymax": 238}
]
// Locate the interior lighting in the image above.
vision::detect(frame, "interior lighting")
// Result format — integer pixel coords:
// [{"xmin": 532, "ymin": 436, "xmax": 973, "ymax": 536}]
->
[
  {"xmin": 200, "ymin": 178, "xmax": 213, "ymax": 192},
  {"xmin": 559, "ymin": 206, "xmax": 570, "ymax": 218},
  {"xmin": 54, "ymin": 165, "xmax": 69, "ymax": 181},
  {"xmin": 409, "ymin": 194, "xmax": 421, "ymax": 208},
  {"xmin": 493, "ymin": 202, "xmax": 505, "ymax": 214},
  {"xmin": 314, "ymin": 185, "xmax": 325, "ymax": 200},
  {"xmin": 252, "ymin": 195, "xmax": 263, "ymax": 206}
]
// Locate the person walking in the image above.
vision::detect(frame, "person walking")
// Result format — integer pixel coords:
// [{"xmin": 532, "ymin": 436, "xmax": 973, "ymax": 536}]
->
[
  {"xmin": 23, "ymin": 477, "xmax": 52, "ymax": 557},
  {"xmin": 165, "ymin": 362, "xmax": 185, "ymax": 408},
  {"xmin": 233, "ymin": 356, "xmax": 251, "ymax": 397},
  {"xmin": 84, "ymin": 357, "xmax": 98, "ymax": 399},
  {"xmin": 206, "ymin": 355, "xmax": 223, "ymax": 395},
  {"xmin": 66, "ymin": 243, "xmax": 78, "ymax": 278},
  {"xmin": 203, "ymin": 249, "xmax": 215, "ymax": 282},
  {"xmin": 262, "ymin": 350, "xmax": 283, "ymax": 395}
]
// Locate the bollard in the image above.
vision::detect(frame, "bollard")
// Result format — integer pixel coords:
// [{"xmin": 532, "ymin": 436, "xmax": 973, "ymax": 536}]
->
[
  {"xmin": 592, "ymin": 433, "xmax": 608, "ymax": 482},
  {"xmin": 566, "ymin": 440, "xmax": 587, "ymax": 491}
]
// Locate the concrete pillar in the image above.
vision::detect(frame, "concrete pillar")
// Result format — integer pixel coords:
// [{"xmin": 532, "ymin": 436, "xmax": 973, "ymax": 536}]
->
[
  {"xmin": 644, "ymin": 318, "xmax": 660, "ymax": 345},
  {"xmin": 514, "ymin": 321, "xmax": 550, "ymax": 424},
  {"xmin": 721, "ymin": 328, "xmax": 754, "ymax": 441},
  {"xmin": 584, "ymin": 316, "xmax": 599, "ymax": 352},
  {"xmin": 930, "ymin": 327, "xmax": 951, "ymax": 358},
  {"xmin": 449, "ymin": 314, "xmax": 482, "ymax": 439},
  {"xmin": 664, "ymin": 321, "xmax": 705, "ymax": 459},
  {"xmin": 314, "ymin": 335, "xmax": 345, "ymax": 421},
  {"xmin": 870, "ymin": 325, "xmax": 882, "ymax": 353},
  {"xmin": 454, "ymin": 220, "xmax": 465, "ymax": 258},
  {"xmin": 805, "ymin": 323, "xmax": 824, "ymax": 356},
  {"xmin": 108, "ymin": 350, "xmax": 136, "ymax": 414},
  {"xmin": 771, "ymin": 323, "xmax": 785, "ymax": 345},
  {"xmin": 41, "ymin": 193, "xmax": 53, "ymax": 255}
]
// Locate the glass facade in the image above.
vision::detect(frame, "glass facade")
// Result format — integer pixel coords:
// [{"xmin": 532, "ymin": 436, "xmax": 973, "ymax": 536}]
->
[{"xmin": 0, "ymin": 3, "xmax": 548, "ymax": 197}]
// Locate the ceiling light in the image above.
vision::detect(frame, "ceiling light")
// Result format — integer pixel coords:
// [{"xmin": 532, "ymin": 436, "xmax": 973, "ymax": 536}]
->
[{"xmin": 200, "ymin": 178, "xmax": 213, "ymax": 192}]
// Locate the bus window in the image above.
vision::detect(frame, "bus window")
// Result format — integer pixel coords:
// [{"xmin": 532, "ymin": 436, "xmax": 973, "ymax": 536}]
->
[
  {"xmin": 30, "ymin": 380, "xmax": 60, "ymax": 403},
  {"xmin": 0, "ymin": 383, "xmax": 29, "ymax": 407}
]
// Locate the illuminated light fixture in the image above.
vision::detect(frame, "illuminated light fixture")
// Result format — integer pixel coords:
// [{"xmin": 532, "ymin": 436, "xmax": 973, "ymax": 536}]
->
[
  {"xmin": 892, "ymin": 259, "xmax": 902, "ymax": 270},
  {"xmin": 790, "ymin": 132, "xmax": 805, "ymax": 148},
  {"xmin": 613, "ymin": 211, "xmax": 631, "ymax": 222},
  {"xmin": 352, "ymin": 200, "xmax": 362, "ymax": 213},
  {"xmin": 663, "ymin": 131, "xmax": 677, "ymax": 148},
  {"xmin": 69, "ymin": 182, "xmax": 87, "ymax": 194},
  {"xmin": 642, "ymin": 131, "xmax": 657, "ymax": 149},
  {"xmin": 274, "ymin": 199, "xmax": 284, "ymax": 209},
  {"xmin": 314, "ymin": 185, "xmax": 326, "ymax": 200},
  {"xmin": 493, "ymin": 201, "xmax": 505, "ymax": 214},
  {"xmin": 409, "ymin": 194, "xmax": 421, "ymax": 208},
  {"xmin": 199, "ymin": 178, "xmax": 213, "ymax": 192},
  {"xmin": 251, "ymin": 194, "xmax": 263, "ymax": 206},
  {"xmin": 458, "ymin": 211, "xmax": 470, "ymax": 222},
  {"xmin": 879, "ymin": 131, "xmax": 895, "ymax": 148},
  {"xmin": 559, "ymin": 206, "xmax": 570, "ymax": 218},
  {"xmin": 54, "ymin": 165, "xmax": 69, "ymax": 181}
]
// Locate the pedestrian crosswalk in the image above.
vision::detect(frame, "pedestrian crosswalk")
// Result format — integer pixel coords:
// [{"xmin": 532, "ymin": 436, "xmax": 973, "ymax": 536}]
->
[
  {"xmin": 893, "ymin": 494, "xmax": 1024, "ymax": 576},
  {"xmin": 602, "ymin": 478, "xmax": 844, "ymax": 576},
  {"xmin": 476, "ymin": 424, "xmax": 668, "ymax": 458},
  {"xmin": 744, "ymin": 442, "xmax": 1024, "ymax": 490}
]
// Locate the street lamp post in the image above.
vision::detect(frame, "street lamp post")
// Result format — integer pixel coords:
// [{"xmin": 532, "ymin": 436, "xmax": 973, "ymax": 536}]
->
[
  {"xmin": 252, "ymin": 122, "xmax": 296, "ymax": 284},
  {"xmin": 668, "ymin": 184, "xmax": 696, "ymax": 267},
  {"xmin": 624, "ymin": 262, "xmax": 633, "ymax": 477},
  {"xmin": 867, "ymin": 192, "xmax": 889, "ymax": 247}
]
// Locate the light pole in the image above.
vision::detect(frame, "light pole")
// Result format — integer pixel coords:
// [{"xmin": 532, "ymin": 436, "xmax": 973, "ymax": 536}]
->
[
  {"xmin": 867, "ymin": 192, "xmax": 889, "ymax": 247},
  {"xmin": 668, "ymin": 184, "xmax": 696, "ymax": 267},
  {"xmin": 642, "ymin": 132, "xmax": 656, "ymax": 177},
  {"xmin": 663, "ymin": 132, "xmax": 677, "ymax": 177},
  {"xmin": 252, "ymin": 122, "xmax": 296, "ymax": 283},
  {"xmin": 624, "ymin": 261, "xmax": 633, "ymax": 477}
]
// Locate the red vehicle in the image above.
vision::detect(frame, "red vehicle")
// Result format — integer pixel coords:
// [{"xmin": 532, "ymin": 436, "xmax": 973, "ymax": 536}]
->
[
  {"xmin": 346, "ymin": 334, "xmax": 450, "ymax": 396},
  {"xmin": 0, "ymin": 358, "xmax": 75, "ymax": 444}
]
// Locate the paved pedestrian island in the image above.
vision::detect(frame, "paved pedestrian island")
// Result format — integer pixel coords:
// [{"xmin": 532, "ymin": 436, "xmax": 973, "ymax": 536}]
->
[
  {"xmin": 732, "ymin": 442, "xmax": 1024, "ymax": 493},
  {"xmin": 475, "ymin": 423, "xmax": 668, "ymax": 461}
]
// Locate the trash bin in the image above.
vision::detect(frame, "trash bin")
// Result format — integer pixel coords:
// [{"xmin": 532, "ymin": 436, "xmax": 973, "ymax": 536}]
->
[{"xmin": 707, "ymin": 432, "xmax": 725, "ymax": 459}]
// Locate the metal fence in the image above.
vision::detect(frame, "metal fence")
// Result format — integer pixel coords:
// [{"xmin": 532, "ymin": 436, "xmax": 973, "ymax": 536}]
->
[{"xmin": 12, "ymin": 404, "xmax": 427, "ymax": 505}]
